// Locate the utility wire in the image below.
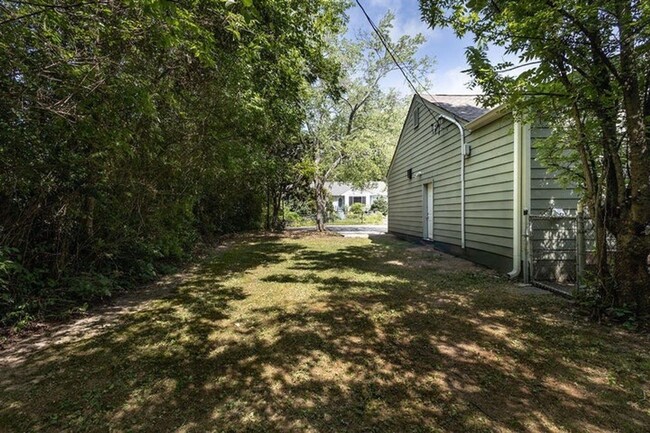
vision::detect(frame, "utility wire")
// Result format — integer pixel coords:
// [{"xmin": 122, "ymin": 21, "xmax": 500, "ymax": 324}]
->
[
  {"xmin": 354, "ymin": 0, "xmax": 460, "ymax": 124},
  {"xmin": 354, "ymin": 0, "xmax": 420, "ymax": 96}
]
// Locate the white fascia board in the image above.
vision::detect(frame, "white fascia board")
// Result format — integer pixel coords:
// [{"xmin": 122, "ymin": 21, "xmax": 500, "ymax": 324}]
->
[{"xmin": 465, "ymin": 105, "xmax": 508, "ymax": 131}]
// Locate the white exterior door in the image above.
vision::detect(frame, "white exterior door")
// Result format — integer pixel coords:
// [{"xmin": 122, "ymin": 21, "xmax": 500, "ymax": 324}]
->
[{"xmin": 424, "ymin": 183, "xmax": 434, "ymax": 239}]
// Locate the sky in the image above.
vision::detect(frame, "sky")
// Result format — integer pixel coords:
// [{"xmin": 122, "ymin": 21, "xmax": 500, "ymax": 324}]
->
[{"xmin": 346, "ymin": 0, "xmax": 513, "ymax": 96}]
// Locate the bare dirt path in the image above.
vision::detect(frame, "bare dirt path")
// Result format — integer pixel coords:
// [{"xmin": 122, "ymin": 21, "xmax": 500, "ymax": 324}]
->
[
  {"xmin": 0, "ymin": 241, "xmax": 235, "ymax": 367},
  {"xmin": 0, "ymin": 270, "xmax": 187, "ymax": 366}
]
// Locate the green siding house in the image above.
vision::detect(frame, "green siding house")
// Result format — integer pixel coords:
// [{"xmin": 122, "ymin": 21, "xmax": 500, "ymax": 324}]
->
[{"xmin": 387, "ymin": 95, "xmax": 579, "ymax": 275}]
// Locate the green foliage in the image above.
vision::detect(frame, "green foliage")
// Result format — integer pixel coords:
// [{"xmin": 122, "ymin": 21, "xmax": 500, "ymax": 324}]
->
[
  {"xmin": 365, "ymin": 212, "xmax": 385, "ymax": 225},
  {"xmin": 283, "ymin": 210, "xmax": 304, "ymax": 227},
  {"xmin": 334, "ymin": 211, "xmax": 384, "ymax": 225},
  {"xmin": 0, "ymin": 0, "xmax": 345, "ymax": 326},
  {"xmin": 419, "ymin": 0, "xmax": 650, "ymax": 318},
  {"xmin": 370, "ymin": 196, "xmax": 388, "ymax": 215},
  {"xmin": 303, "ymin": 12, "xmax": 432, "ymax": 229},
  {"xmin": 348, "ymin": 203, "xmax": 365, "ymax": 218}
]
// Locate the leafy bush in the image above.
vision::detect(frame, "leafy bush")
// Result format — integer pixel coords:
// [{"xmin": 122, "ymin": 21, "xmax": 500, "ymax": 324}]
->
[
  {"xmin": 284, "ymin": 210, "xmax": 308, "ymax": 227},
  {"xmin": 348, "ymin": 203, "xmax": 365, "ymax": 218},
  {"xmin": 364, "ymin": 212, "xmax": 385, "ymax": 224},
  {"xmin": 0, "ymin": 0, "xmax": 341, "ymax": 328},
  {"xmin": 370, "ymin": 196, "xmax": 388, "ymax": 215}
]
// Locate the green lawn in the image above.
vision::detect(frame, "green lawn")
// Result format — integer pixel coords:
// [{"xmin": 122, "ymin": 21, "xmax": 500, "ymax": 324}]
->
[
  {"xmin": 286, "ymin": 214, "xmax": 386, "ymax": 227},
  {"xmin": 1, "ymin": 233, "xmax": 649, "ymax": 432}
]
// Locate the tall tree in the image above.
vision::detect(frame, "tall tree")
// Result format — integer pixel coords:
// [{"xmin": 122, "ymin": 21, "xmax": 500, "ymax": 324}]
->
[
  {"xmin": 303, "ymin": 12, "xmax": 433, "ymax": 231},
  {"xmin": 0, "ymin": 0, "xmax": 345, "ymax": 325},
  {"xmin": 419, "ymin": 0, "xmax": 650, "ymax": 317}
]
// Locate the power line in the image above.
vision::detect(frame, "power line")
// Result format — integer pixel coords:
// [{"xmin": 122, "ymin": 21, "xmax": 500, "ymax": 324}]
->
[
  {"xmin": 353, "ymin": 0, "xmax": 450, "ymax": 123},
  {"xmin": 354, "ymin": 0, "xmax": 420, "ymax": 95}
]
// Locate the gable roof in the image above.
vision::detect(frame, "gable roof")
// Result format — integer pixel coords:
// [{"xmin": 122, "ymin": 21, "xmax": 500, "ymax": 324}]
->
[
  {"xmin": 420, "ymin": 94, "xmax": 488, "ymax": 122},
  {"xmin": 387, "ymin": 94, "xmax": 500, "ymax": 177},
  {"xmin": 325, "ymin": 182, "xmax": 386, "ymax": 196},
  {"xmin": 326, "ymin": 182, "xmax": 351, "ymax": 196}
]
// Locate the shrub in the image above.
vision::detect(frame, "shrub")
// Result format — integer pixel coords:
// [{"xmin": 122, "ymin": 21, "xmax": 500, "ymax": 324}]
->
[
  {"xmin": 364, "ymin": 212, "xmax": 385, "ymax": 224},
  {"xmin": 348, "ymin": 203, "xmax": 365, "ymax": 218},
  {"xmin": 370, "ymin": 196, "xmax": 388, "ymax": 215}
]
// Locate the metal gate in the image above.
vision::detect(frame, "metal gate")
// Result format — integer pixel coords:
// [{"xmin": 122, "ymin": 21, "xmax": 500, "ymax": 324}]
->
[
  {"xmin": 527, "ymin": 214, "xmax": 579, "ymax": 295},
  {"xmin": 525, "ymin": 210, "xmax": 618, "ymax": 296}
]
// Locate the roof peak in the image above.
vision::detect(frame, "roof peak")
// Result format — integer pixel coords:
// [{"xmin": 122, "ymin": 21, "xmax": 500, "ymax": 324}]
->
[
  {"xmin": 418, "ymin": 94, "xmax": 489, "ymax": 122},
  {"xmin": 426, "ymin": 93, "xmax": 482, "ymax": 96}
]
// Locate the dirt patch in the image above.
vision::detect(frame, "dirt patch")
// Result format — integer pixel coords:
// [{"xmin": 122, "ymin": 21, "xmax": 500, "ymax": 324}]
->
[
  {"xmin": 0, "ymin": 266, "xmax": 196, "ymax": 367},
  {"xmin": 0, "ymin": 237, "xmax": 246, "ymax": 366},
  {"xmin": 403, "ymin": 244, "xmax": 490, "ymax": 274}
]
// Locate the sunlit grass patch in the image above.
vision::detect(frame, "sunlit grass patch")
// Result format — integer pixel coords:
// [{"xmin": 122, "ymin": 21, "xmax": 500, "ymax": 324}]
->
[{"xmin": 1, "ymin": 233, "xmax": 649, "ymax": 432}]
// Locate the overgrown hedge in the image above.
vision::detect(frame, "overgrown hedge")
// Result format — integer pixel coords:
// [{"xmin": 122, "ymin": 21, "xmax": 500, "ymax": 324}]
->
[{"xmin": 0, "ymin": 0, "xmax": 343, "ymax": 327}]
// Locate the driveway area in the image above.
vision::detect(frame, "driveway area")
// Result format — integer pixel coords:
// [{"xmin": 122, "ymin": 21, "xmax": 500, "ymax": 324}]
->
[
  {"xmin": 1, "ymin": 233, "xmax": 649, "ymax": 432},
  {"xmin": 288, "ymin": 224, "xmax": 387, "ymax": 237},
  {"xmin": 326, "ymin": 224, "xmax": 387, "ymax": 237}
]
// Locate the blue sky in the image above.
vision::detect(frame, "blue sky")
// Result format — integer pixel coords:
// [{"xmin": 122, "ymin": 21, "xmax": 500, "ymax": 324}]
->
[{"xmin": 346, "ymin": 0, "xmax": 512, "ymax": 95}]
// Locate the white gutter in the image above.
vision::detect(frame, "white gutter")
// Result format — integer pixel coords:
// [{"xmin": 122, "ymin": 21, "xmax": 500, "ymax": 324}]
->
[
  {"xmin": 508, "ymin": 121, "xmax": 523, "ymax": 278},
  {"xmin": 522, "ymin": 125, "xmax": 531, "ymax": 213},
  {"xmin": 437, "ymin": 113, "xmax": 466, "ymax": 249}
]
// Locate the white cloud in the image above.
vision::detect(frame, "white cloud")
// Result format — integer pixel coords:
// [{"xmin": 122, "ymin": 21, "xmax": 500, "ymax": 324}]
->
[
  {"xmin": 378, "ymin": 66, "xmax": 478, "ymax": 97},
  {"xmin": 389, "ymin": 17, "xmax": 441, "ymax": 43},
  {"xmin": 429, "ymin": 67, "xmax": 479, "ymax": 95}
]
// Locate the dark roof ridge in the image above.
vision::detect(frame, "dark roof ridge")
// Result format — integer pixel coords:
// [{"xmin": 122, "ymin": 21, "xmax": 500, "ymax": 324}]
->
[{"xmin": 419, "ymin": 94, "xmax": 489, "ymax": 122}]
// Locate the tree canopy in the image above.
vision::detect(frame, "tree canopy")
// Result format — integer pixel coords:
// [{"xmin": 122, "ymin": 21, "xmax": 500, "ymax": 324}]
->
[
  {"xmin": 419, "ymin": 0, "xmax": 650, "ymax": 318},
  {"xmin": 0, "ymin": 0, "xmax": 346, "ymax": 325},
  {"xmin": 302, "ymin": 12, "xmax": 433, "ymax": 230}
]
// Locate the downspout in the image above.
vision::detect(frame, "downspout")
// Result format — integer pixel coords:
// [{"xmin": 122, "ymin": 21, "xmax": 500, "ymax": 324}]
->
[
  {"xmin": 437, "ymin": 113, "xmax": 466, "ymax": 249},
  {"xmin": 522, "ymin": 124, "xmax": 532, "ymax": 283},
  {"xmin": 508, "ymin": 122, "xmax": 523, "ymax": 278}
]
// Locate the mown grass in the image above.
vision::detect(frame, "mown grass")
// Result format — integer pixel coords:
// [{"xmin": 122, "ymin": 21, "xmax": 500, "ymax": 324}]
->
[
  {"xmin": 286, "ymin": 214, "xmax": 386, "ymax": 227},
  {"xmin": 1, "ymin": 233, "xmax": 649, "ymax": 432}
]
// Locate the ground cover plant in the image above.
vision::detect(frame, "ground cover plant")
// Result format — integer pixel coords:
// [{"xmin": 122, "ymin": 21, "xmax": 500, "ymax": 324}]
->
[{"xmin": 1, "ymin": 233, "xmax": 648, "ymax": 432}]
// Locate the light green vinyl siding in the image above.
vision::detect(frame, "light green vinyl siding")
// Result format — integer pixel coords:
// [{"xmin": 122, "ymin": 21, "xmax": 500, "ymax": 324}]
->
[
  {"xmin": 388, "ymin": 99, "xmax": 516, "ymax": 256},
  {"xmin": 464, "ymin": 114, "xmax": 514, "ymax": 259},
  {"xmin": 387, "ymin": 99, "xmax": 461, "ymax": 244},
  {"xmin": 389, "ymin": 101, "xmax": 580, "ymax": 274},
  {"xmin": 530, "ymin": 125, "xmax": 579, "ymax": 215}
]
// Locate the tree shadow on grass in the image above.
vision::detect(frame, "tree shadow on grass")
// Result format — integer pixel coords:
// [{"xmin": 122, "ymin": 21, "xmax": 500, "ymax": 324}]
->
[{"xmin": 1, "ymin": 234, "xmax": 649, "ymax": 432}]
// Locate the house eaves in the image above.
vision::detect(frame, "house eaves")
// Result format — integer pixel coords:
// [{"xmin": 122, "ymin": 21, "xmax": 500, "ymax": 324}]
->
[
  {"xmin": 465, "ymin": 104, "xmax": 508, "ymax": 131},
  {"xmin": 387, "ymin": 94, "xmax": 493, "ymax": 177},
  {"xmin": 420, "ymin": 94, "xmax": 489, "ymax": 123}
]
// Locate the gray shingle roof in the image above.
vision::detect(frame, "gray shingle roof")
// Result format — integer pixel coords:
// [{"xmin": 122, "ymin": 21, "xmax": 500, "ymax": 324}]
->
[
  {"xmin": 420, "ymin": 94, "xmax": 488, "ymax": 122},
  {"xmin": 325, "ymin": 182, "xmax": 386, "ymax": 196},
  {"xmin": 326, "ymin": 182, "xmax": 351, "ymax": 196}
]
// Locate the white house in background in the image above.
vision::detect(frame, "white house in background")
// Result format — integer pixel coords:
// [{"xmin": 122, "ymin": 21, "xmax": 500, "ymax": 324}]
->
[{"xmin": 326, "ymin": 182, "xmax": 387, "ymax": 217}]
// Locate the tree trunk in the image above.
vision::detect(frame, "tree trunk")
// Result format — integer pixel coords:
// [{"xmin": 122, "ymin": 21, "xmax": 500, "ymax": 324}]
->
[
  {"xmin": 591, "ymin": 203, "xmax": 614, "ymax": 304},
  {"xmin": 271, "ymin": 189, "xmax": 282, "ymax": 231},
  {"xmin": 314, "ymin": 177, "xmax": 327, "ymax": 232},
  {"xmin": 615, "ymin": 3, "xmax": 650, "ymax": 318},
  {"xmin": 614, "ymin": 229, "xmax": 650, "ymax": 317},
  {"xmin": 265, "ymin": 185, "xmax": 271, "ymax": 231}
]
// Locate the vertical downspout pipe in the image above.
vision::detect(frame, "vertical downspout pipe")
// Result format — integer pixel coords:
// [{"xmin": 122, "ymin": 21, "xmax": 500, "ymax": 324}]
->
[
  {"xmin": 522, "ymin": 124, "xmax": 532, "ymax": 282},
  {"xmin": 509, "ymin": 121, "xmax": 522, "ymax": 278},
  {"xmin": 437, "ymin": 113, "xmax": 466, "ymax": 249}
]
